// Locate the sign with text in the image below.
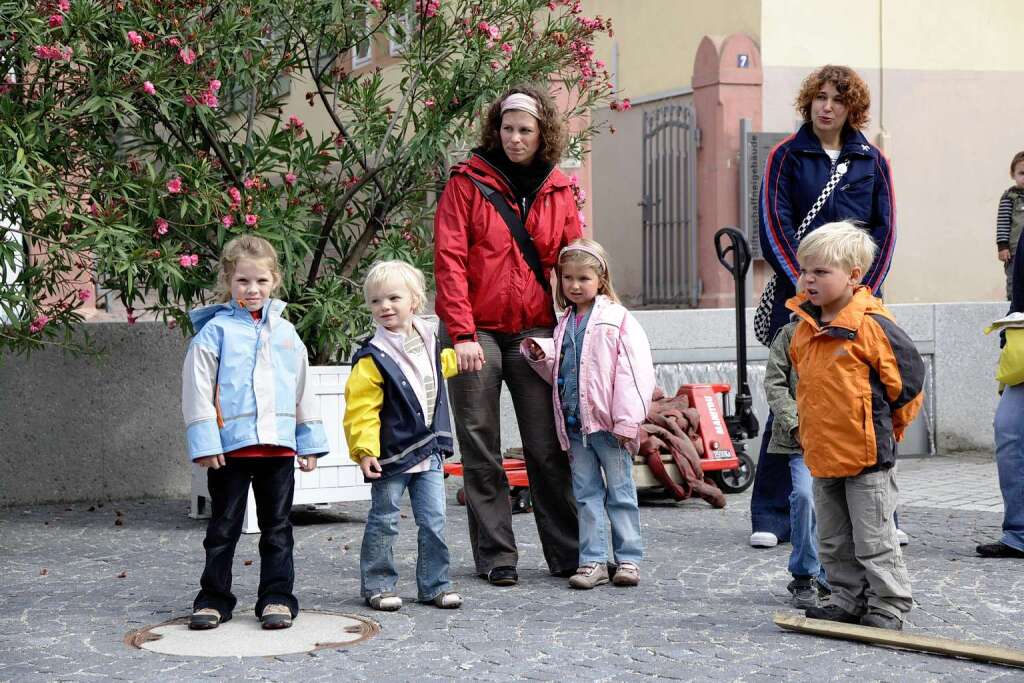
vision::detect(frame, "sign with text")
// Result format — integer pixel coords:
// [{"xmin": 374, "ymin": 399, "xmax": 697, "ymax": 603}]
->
[{"xmin": 741, "ymin": 129, "xmax": 788, "ymax": 259}]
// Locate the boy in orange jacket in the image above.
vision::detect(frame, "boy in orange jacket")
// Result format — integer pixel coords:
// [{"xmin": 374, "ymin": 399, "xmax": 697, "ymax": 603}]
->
[{"xmin": 786, "ymin": 221, "xmax": 924, "ymax": 631}]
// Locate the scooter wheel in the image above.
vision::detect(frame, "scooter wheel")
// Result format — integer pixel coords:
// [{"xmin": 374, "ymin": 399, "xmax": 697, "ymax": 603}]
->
[
  {"xmin": 456, "ymin": 488, "xmax": 467, "ymax": 506},
  {"xmin": 710, "ymin": 451, "xmax": 754, "ymax": 494}
]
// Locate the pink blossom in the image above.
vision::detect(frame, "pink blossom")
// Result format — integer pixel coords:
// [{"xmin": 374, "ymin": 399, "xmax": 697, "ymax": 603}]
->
[
  {"xmin": 141, "ymin": 81, "xmax": 156, "ymax": 95},
  {"xmin": 620, "ymin": 98, "xmax": 632, "ymax": 111},
  {"xmin": 243, "ymin": 176, "xmax": 258, "ymax": 189},
  {"xmin": 166, "ymin": 37, "xmax": 181, "ymax": 48},
  {"xmin": 34, "ymin": 44, "xmax": 71, "ymax": 61},
  {"xmin": 547, "ymin": 1, "xmax": 556, "ymax": 9},
  {"xmin": 178, "ymin": 47, "xmax": 196, "ymax": 65},
  {"xmin": 415, "ymin": 0, "xmax": 440, "ymax": 18},
  {"xmin": 284, "ymin": 172, "xmax": 297, "ymax": 186},
  {"xmin": 221, "ymin": 215, "xmax": 235, "ymax": 227},
  {"xmin": 199, "ymin": 90, "xmax": 218, "ymax": 108},
  {"xmin": 58, "ymin": 0, "xmax": 70, "ymax": 11},
  {"xmin": 29, "ymin": 314, "xmax": 50, "ymax": 334},
  {"xmin": 244, "ymin": 214, "xmax": 258, "ymax": 226},
  {"xmin": 569, "ymin": 174, "xmax": 579, "ymax": 186},
  {"xmin": 166, "ymin": 177, "xmax": 183, "ymax": 194},
  {"xmin": 500, "ymin": 42, "xmax": 513, "ymax": 54},
  {"xmin": 595, "ymin": 59, "xmax": 605, "ymax": 69},
  {"xmin": 489, "ymin": 59, "xmax": 501, "ymax": 71},
  {"xmin": 208, "ymin": 79, "xmax": 221, "ymax": 92},
  {"xmin": 167, "ymin": 319, "xmax": 178, "ymax": 329},
  {"xmin": 488, "ymin": 25, "xmax": 501, "ymax": 40},
  {"xmin": 78, "ymin": 288, "xmax": 92, "ymax": 302},
  {"xmin": 423, "ymin": 98, "xmax": 436, "ymax": 109},
  {"xmin": 127, "ymin": 31, "xmax": 144, "ymax": 48},
  {"xmin": 88, "ymin": 202, "xmax": 100, "ymax": 217},
  {"xmin": 286, "ymin": 114, "xmax": 305, "ymax": 133},
  {"xmin": 179, "ymin": 254, "xmax": 199, "ymax": 268},
  {"xmin": 154, "ymin": 217, "xmax": 169, "ymax": 235},
  {"xmin": 577, "ymin": 209, "xmax": 586, "ymax": 225},
  {"xmin": 48, "ymin": 14, "xmax": 63, "ymax": 28},
  {"xmin": 228, "ymin": 187, "xmax": 242, "ymax": 207},
  {"xmin": 368, "ymin": 0, "xmax": 382, "ymax": 7}
]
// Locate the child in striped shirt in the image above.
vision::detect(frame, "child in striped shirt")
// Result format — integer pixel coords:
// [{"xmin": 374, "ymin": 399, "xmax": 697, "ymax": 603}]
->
[
  {"xmin": 344, "ymin": 260, "xmax": 462, "ymax": 612},
  {"xmin": 996, "ymin": 151, "xmax": 1024, "ymax": 300}
]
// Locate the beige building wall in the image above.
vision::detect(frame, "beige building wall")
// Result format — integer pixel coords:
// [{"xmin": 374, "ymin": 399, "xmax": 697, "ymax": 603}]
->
[
  {"xmin": 760, "ymin": 0, "xmax": 1024, "ymax": 304},
  {"xmin": 586, "ymin": 0, "xmax": 761, "ymax": 98}
]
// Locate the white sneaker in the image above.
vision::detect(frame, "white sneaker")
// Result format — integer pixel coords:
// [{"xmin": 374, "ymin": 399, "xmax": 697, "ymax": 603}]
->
[
  {"xmin": 750, "ymin": 531, "xmax": 778, "ymax": 548},
  {"xmin": 895, "ymin": 529, "xmax": 909, "ymax": 546}
]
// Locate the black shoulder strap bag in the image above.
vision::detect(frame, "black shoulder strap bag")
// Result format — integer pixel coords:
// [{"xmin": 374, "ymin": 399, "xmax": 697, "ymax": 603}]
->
[{"xmin": 469, "ymin": 177, "xmax": 550, "ymax": 292}]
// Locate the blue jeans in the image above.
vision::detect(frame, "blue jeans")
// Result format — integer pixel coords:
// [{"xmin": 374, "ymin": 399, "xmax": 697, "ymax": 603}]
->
[
  {"xmin": 994, "ymin": 384, "xmax": 1024, "ymax": 551},
  {"xmin": 568, "ymin": 430, "xmax": 643, "ymax": 565},
  {"xmin": 360, "ymin": 456, "xmax": 453, "ymax": 602},
  {"xmin": 787, "ymin": 454, "xmax": 826, "ymax": 585},
  {"xmin": 751, "ymin": 414, "xmax": 793, "ymax": 541}
]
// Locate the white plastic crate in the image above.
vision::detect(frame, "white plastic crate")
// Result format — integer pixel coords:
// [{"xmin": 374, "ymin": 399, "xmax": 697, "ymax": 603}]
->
[{"xmin": 189, "ymin": 365, "xmax": 370, "ymax": 533}]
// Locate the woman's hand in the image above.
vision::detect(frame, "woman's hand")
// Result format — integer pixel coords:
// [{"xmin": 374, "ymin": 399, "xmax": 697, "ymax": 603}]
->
[
  {"xmin": 454, "ymin": 341, "xmax": 485, "ymax": 372},
  {"xmin": 196, "ymin": 454, "xmax": 226, "ymax": 469},
  {"xmin": 526, "ymin": 339, "xmax": 546, "ymax": 361},
  {"xmin": 999, "ymin": 248, "xmax": 1011, "ymax": 263},
  {"xmin": 297, "ymin": 456, "xmax": 317, "ymax": 472}
]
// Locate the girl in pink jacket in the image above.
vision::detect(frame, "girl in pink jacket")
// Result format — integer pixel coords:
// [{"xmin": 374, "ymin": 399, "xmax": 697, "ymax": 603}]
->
[{"xmin": 523, "ymin": 239, "xmax": 656, "ymax": 589}]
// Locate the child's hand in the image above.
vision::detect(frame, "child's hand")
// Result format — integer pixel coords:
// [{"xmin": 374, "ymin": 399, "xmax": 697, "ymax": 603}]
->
[
  {"xmin": 360, "ymin": 456, "xmax": 383, "ymax": 479},
  {"xmin": 195, "ymin": 454, "xmax": 226, "ymax": 469},
  {"xmin": 526, "ymin": 339, "xmax": 546, "ymax": 360},
  {"xmin": 615, "ymin": 434, "xmax": 630, "ymax": 446},
  {"xmin": 298, "ymin": 456, "xmax": 318, "ymax": 472},
  {"xmin": 999, "ymin": 249, "xmax": 1011, "ymax": 263}
]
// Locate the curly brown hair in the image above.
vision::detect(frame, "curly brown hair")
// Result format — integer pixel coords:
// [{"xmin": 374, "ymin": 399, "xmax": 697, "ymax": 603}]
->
[
  {"xmin": 479, "ymin": 84, "xmax": 567, "ymax": 166},
  {"xmin": 794, "ymin": 65, "xmax": 871, "ymax": 131}
]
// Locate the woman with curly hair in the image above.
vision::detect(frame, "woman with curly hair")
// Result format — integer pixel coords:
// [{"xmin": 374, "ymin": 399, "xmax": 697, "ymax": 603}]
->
[
  {"xmin": 750, "ymin": 65, "xmax": 898, "ymax": 553},
  {"xmin": 434, "ymin": 85, "xmax": 582, "ymax": 586}
]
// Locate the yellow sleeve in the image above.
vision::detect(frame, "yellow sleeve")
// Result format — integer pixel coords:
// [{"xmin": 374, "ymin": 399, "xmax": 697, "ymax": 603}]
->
[
  {"xmin": 343, "ymin": 356, "xmax": 384, "ymax": 463},
  {"xmin": 441, "ymin": 347, "xmax": 459, "ymax": 379}
]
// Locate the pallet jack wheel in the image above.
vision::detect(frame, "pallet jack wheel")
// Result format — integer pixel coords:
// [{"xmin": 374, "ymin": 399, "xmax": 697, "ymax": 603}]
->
[
  {"xmin": 510, "ymin": 487, "xmax": 532, "ymax": 514},
  {"xmin": 710, "ymin": 450, "xmax": 755, "ymax": 494},
  {"xmin": 456, "ymin": 488, "xmax": 467, "ymax": 506}
]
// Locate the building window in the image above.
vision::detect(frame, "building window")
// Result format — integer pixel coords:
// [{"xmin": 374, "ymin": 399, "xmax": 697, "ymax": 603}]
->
[
  {"xmin": 388, "ymin": 2, "xmax": 415, "ymax": 56},
  {"xmin": 352, "ymin": 5, "xmax": 373, "ymax": 68}
]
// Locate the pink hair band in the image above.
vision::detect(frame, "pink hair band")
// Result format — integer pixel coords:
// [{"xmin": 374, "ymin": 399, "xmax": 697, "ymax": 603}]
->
[{"xmin": 559, "ymin": 244, "xmax": 608, "ymax": 273}]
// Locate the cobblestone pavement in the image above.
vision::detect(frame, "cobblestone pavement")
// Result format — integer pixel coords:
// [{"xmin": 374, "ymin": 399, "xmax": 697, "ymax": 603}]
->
[{"xmin": 1, "ymin": 454, "xmax": 1022, "ymax": 682}]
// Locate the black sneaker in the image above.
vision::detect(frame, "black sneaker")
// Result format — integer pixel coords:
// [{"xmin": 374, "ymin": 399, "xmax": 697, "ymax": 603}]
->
[
  {"xmin": 860, "ymin": 610, "xmax": 903, "ymax": 630},
  {"xmin": 487, "ymin": 566, "xmax": 518, "ymax": 586},
  {"xmin": 976, "ymin": 542, "xmax": 1024, "ymax": 558},
  {"xmin": 787, "ymin": 577, "xmax": 818, "ymax": 609},
  {"xmin": 805, "ymin": 604, "xmax": 860, "ymax": 624},
  {"xmin": 816, "ymin": 578, "xmax": 832, "ymax": 599}
]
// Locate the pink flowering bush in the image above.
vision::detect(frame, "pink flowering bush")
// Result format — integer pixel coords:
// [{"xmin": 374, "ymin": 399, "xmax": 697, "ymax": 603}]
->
[{"xmin": 1, "ymin": 0, "xmax": 617, "ymax": 361}]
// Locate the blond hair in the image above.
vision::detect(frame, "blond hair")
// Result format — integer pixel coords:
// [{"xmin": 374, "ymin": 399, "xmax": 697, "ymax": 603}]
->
[
  {"xmin": 363, "ymin": 260, "xmax": 427, "ymax": 313},
  {"xmin": 554, "ymin": 238, "xmax": 620, "ymax": 309},
  {"xmin": 797, "ymin": 221, "xmax": 877, "ymax": 279},
  {"xmin": 215, "ymin": 235, "xmax": 282, "ymax": 302}
]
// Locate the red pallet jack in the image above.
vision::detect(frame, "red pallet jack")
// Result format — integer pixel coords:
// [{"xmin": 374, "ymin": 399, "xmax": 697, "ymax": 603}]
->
[{"xmin": 444, "ymin": 226, "xmax": 759, "ymax": 506}]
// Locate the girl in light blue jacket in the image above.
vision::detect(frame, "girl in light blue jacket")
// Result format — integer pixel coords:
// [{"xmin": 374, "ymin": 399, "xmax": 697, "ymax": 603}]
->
[{"xmin": 181, "ymin": 236, "xmax": 328, "ymax": 631}]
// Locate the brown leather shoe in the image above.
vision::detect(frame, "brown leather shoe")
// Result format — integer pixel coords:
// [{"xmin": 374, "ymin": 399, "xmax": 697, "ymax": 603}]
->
[{"xmin": 612, "ymin": 562, "xmax": 639, "ymax": 587}]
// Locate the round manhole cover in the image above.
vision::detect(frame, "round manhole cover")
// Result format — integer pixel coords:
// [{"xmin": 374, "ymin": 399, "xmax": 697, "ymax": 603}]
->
[{"xmin": 125, "ymin": 611, "xmax": 379, "ymax": 657}]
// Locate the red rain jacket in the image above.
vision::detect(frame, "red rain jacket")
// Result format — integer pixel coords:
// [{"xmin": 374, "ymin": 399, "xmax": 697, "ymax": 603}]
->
[{"xmin": 434, "ymin": 153, "xmax": 582, "ymax": 341}]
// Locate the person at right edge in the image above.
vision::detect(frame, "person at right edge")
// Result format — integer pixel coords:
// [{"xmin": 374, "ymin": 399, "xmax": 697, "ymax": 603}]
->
[
  {"xmin": 753, "ymin": 64, "xmax": 897, "ymax": 550},
  {"xmin": 976, "ymin": 208, "xmax": 1024, "ymax": 560}
]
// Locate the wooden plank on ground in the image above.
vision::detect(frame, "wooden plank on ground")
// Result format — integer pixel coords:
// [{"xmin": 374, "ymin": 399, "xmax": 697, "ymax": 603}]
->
[{"xmin": 773, "ymin": 613, "xmax": 1024, "ymax": 669}]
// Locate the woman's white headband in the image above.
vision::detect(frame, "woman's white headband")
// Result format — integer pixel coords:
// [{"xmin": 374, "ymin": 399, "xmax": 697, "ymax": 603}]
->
[{"xmin": 500, "ymin": 93, "xmax": 541, "ymax": 120}]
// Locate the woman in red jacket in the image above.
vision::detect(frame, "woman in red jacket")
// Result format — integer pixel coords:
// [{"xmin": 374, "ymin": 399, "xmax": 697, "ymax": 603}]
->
[{"xmin": 434, "ymin": 85, "xmax": 582, "ymax": 585}]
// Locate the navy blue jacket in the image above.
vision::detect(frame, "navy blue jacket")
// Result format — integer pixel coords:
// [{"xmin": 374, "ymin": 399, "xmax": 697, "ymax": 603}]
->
[
  {"xmin": 758, "ymin": 123, "xmax": 896, "ymax": 336},
  {"xmin": 349, "ymin": 341, "xmax": 454, "ymax": 480}
]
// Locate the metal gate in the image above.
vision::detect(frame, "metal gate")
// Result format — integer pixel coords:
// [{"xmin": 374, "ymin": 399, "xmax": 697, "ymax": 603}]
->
[{"xmin": 640, "ymin": 104, "xmax": 698, "ymax": 306}]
